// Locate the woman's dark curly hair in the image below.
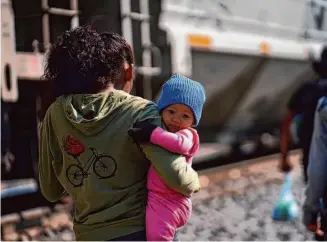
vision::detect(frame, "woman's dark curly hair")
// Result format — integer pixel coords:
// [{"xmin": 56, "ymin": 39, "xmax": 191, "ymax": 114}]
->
[
  {"xmin": 43, "ymin": 25, "xmax": 134, "ymax": 97},
  {"xmin": 100, "ymin": 32, "xmax": 134, "ymax": 66}
]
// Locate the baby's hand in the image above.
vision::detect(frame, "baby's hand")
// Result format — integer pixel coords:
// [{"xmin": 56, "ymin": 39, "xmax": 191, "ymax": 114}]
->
[{"xmin": 128, "ymin": 119, "xmax": 158, "ymax": 143}]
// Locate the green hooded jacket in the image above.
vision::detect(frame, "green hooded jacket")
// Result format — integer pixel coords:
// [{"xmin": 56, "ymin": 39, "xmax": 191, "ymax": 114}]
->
[{"xmin": 38, "ymin": 90, "xmax": 200, "ymax": 241}]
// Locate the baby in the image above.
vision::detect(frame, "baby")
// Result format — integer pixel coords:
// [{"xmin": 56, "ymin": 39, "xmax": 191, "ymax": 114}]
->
[{"xmin": 129, "ymin": 74, "xmax": 206, "ymax": 241}]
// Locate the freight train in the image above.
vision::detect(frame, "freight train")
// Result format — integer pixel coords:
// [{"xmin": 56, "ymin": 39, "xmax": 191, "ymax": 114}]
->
[{"xmin": 2, "ymin": 0, "xmax": 327, "ymax": 180}]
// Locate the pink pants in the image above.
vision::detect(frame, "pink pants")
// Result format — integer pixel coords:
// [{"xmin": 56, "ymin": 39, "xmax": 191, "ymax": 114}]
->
[{"xmin": 146, "ymin": 191, "xmax": 191, "ymax": 241}]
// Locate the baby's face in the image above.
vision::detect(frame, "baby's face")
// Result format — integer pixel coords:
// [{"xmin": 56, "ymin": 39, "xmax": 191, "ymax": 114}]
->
[{"xmin": 162, "ymin": 104, "xmax": 194, "ymax": 132}]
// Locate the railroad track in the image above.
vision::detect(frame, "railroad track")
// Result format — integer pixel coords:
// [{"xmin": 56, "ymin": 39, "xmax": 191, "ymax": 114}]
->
[
  {"xmin": 193, "ymin": 149, "xmax": 302, "ymax": 201},
  {"xmin": 193, "ymin": 143, "xmax": 287, "ymax": 171}
]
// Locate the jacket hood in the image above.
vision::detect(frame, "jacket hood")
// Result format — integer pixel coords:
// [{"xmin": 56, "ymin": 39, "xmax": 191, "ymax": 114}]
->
[{"xmin": 60, "ymin": 90, "xmax": 130, "ymax": 135}]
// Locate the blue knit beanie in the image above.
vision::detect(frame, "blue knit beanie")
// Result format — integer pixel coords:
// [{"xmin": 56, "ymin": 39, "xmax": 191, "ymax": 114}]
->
[{"xmin": 157, "ymin": 74, "xmax": 206, "ymax": 126}]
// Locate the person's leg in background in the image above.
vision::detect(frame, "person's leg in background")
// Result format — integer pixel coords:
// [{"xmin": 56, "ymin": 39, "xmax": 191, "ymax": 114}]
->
[
  {"xmin": 302, "ymin": 144, "xmax": 310, "ymax": 184},
  {"xmin": 313, "ymin": 187, "xmax": 327, "ymax": 241},
  {"xmin": 303, "ymin": 143, "xmax": 324, "ymax": 241},
  {"xmin": 322, "ymin": 186, "xmax": 327, "ymax": 241},
  {"xmin": 319, "ymin": 206, "xmax": 326, "ymax": 241}
]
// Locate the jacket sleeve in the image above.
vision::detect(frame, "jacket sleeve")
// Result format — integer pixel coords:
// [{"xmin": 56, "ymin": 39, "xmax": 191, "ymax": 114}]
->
[
  {"xmin": 303, "ymin": 98, "xmax": 327, "ymax": 226},
  {"xmin": 137, "ymin": 103, "xmax": 201, "ymax": 196},
  {"xmin": 38, "ymin": 109, "xmax": 67, "ymax": 202},
  {"xmin": 150, "ymin": 127, "xmax": 195, "ymax": 156}
]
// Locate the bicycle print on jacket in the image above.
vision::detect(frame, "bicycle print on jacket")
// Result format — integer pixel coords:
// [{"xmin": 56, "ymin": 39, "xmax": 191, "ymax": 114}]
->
[{"xmin": 62, "ymin": 135, "xmax": 117, "ymax": 187}]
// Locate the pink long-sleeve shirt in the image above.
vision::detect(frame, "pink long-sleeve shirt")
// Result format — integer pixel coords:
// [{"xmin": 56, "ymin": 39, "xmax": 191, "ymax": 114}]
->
[
  {"xmin": 147, "ymin": 127, "xmax": 200, "ymax": 195},
  {"xmin": 146, "ymin": 127, "xmax": 199, "ymax": 241}
]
